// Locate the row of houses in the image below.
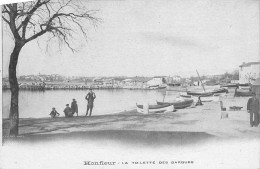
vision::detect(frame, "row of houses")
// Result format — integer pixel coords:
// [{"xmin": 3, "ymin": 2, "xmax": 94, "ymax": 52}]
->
[
  {"xmin": 3, "ymin": 62, "xmax": 259, "ymax": 89},
  {"xmin": 91, "ymin": 76, "xmax": 183, "ymax": 89}
]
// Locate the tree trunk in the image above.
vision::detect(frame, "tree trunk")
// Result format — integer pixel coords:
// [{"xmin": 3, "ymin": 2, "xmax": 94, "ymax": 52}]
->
[{"xmin": 9, "ymin": 42, "xmax": 24, "ymax": 136}]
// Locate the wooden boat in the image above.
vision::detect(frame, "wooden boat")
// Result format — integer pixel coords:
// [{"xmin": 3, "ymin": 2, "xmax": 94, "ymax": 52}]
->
[
  {"xmin": 211, "ymin": 88, "xmax": 228, "ymax": 94},
  {"xmin": 149, "ymin": 85, "xmax": 166, "ymax": 89},
  {"xmin": 157, "ymin": 99, "xmax": 194, "ymax": 109},
  {"xmin": 187, "ymin": 88, "xmax": 227, "ymax": 96},
  {"xmin": 167, "ymin": 83, "xmax": 181, "ymax": 86},
  {"xmin": 234, "ymin": 89, "xmax": 253, "ymax": 97},
  {"xmin": 186, "ymin": 91, "xmax": 213, "ymax": 97},
  {"xmin": 220, "ymin": 84, "xmax": 238, "ymax": 88},
  {"xmin": 229, "ymin": 106, "xmax": 243, "ymax": 111},
  {"xmin": 136, "ymin": 103, "xmax": 174, "ymax": 113},
  {"xmin": 180, "ymin": 94, "xmax": 192, "ymax": 98},
  {"xmin": 238, "ymin": 83, "xmax": 250, "ymax": 87}
]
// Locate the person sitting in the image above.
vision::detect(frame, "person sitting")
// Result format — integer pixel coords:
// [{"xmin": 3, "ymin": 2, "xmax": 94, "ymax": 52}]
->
[
  {"xmin": 49, "ymin": 107, "xmax": 60, "ymax": 118},
  {"xmin": 195, "ymin": 96, "xmax": 203, "ymax": 106},
  {"xmin": 63, "ymin": 104, "xmax": 73, "ymax": 117}
]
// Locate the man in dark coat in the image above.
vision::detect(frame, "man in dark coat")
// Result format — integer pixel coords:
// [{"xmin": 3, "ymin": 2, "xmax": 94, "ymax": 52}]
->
[
  {"xmin": 85, "ymin": 89, "xmax": 96, "ymax": 116},
  {"xmin": 64, "ymin": 104, "xmax": 73, "ymax": 117},
  {"xmin": 247, "ymin": 92, "xmax": 259, "ymax": 127},
  {"xmin": 71, "ymin": 99, "xmax": 78, "ymax": 116}
]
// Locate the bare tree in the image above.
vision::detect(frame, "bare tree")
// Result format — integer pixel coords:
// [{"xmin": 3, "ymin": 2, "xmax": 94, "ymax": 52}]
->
[
  {"xmin": 245, "ymin": 72, "xmax": 256, "ymax": 84},
  {"xmin": 2, "ymin": 0, "xmax": 99, "ymax": 136}
]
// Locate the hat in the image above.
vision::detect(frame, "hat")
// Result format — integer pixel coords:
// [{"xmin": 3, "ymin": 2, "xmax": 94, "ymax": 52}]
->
[
  {"xmin": 73, "ymin": 98, "xmax": 76, "ymax": 101},
  {"xmin": 252, "ymin": 92, "xmax": 256, "ymax": 95},
  {"xmin": 52, "ymin": 107, "xmax": 55, "ymax": 109},
  {"xmin": 66, "ymin": 104, "xmax": 69, "ymax": 106}
]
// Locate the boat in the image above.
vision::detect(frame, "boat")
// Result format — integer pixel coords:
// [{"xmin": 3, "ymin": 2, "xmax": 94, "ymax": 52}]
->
[
  {"xmin": 136, "ymin": 103, "xmax": 174, "ymax": 113},
  {"xmin": 229, "ymin": 106, "xmax": 243, "ymax": 111},
  {"xmin": 156, "ymin": 99, "xmax": 194, "ymax": 109},
  {"xmin": 234, "ymin": 88, "xmax": 253, "ymax": 97},
  {"xmin": 187, "ymin": 88, "xmax": 227, "ymax": 96},
  {"xmin": 180, "ymin": 94, "xmax": 192, "ymax": 98},
  {"xmin": 211, "ymin": 88, "xmax": 228, "ymax": 94},
  {"xmin": 220, "ymin": 84, "xmax": 238, "ymax": 88},
  {"xmin": 167, "ymin": 83, "xmax": 181, "ymax": 86},
  {"xmin": 149, "ymin": 85, "xmax": 166, "ymax": 89},
  {"xmin": 186, "ymin": 91, "xmax": 213, "ymax": 97}
]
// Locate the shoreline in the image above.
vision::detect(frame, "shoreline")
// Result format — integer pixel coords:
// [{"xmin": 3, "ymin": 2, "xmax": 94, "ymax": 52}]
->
[{"xmin": 3, "ymin": 100, "xmax": 260, "ymax": 145}]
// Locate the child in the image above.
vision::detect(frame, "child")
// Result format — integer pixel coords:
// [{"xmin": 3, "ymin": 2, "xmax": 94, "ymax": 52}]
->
[
  {"xmin": 50, "ymin": 107, "xmax": 60, "ymax": 118},
  {"xmin": 195, "ymin": 96, "xmax": 203, "ymax": 106}
]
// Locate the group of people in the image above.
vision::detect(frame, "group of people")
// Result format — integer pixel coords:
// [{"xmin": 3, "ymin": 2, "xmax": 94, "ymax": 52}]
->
[
  {"xmin": 49, "ymin": 88, "xmax": 260, "ymax": 127},
  {"xmin": 49, "ymin": 89, "xmax": 96, "ymax": 118}
]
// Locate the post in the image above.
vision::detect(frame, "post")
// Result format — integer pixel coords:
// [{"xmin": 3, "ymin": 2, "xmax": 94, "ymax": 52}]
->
[
  {"xmin": 143, "ymin": 102, "xmax": 149, "ymax": 114},
  {"xmin": 196, "ymin": 69, "xmax": 205, "ymax": 92}
]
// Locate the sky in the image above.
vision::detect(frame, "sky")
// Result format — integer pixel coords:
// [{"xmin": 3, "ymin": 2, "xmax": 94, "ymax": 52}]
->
[{"xmin": 2, "ymin": 0, "xmax": 260, "ymax": 78}]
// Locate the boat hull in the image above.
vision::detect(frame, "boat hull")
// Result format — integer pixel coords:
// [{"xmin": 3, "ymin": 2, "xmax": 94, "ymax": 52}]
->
[
  {"xmin": 136, "ymin": 104, "xmax": 174, "ymax": 113},
  {"xmin": 187, "ymin": 88, "xmax": 227, "ymax": 96},
  {"xmin": 211, "ymin": 88, "xmax": 228, "ymax": 94},
  {"xmin": 157, "ymin": 99, "xmax": 194, "ymax": 109},
  {"xmin": 186, "ymin": 91, "xmax": 213, "ymax": 97},
  {"xmin": 234, "ymin": 89, "xmax": 253, "ymax": 97}
]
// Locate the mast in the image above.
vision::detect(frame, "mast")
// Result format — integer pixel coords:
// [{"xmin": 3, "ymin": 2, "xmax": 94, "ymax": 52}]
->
[{"xmin": 196, "ymin": 69, "xmax": 205, "ymax": 92}]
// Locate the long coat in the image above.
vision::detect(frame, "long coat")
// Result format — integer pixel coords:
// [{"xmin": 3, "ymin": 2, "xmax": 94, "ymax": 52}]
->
[
  {"xmin": 247, "ymin": 98, "xmax": 260, "ymax": 113},
  {"xmin": 85, "ymin": 92, "xmax": 96, "ymax": 106},
  {"xmin": 71, "ymin": 101, "xmax": 78, "ymax": 113}
]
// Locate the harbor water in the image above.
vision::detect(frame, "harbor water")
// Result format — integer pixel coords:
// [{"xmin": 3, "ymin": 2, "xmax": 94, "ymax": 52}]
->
[{"xmin": 2, "ymin": 89, "xmax": 180, "ymax": 118}]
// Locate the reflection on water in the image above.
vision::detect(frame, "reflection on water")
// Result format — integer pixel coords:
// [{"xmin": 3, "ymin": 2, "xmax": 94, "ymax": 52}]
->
[{"xmin": 2, "ymin": 89, "xmax": 174, "ymax": 118}]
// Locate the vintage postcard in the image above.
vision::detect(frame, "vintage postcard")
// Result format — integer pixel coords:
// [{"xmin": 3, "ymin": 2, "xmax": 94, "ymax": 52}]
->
[{"xmin": 1, "ymin": 0, "xmax": 260, "ymax": 169}]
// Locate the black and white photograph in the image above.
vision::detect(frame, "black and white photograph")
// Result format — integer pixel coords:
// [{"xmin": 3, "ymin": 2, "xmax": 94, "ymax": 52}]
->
[{"xmin": 0, "ymin": 0, "xmax": 260, "ymax": 168}]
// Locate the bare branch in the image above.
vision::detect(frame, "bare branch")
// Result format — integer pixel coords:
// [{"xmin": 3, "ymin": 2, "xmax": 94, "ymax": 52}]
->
[
  {"xmin": 2, "ymin": 16, "xmax": 10, "ymax": 25},
  {"xmin": 21, "ymin": 0, "xmax": 51, "ymax": 39},
  {"xmin": 3, "ymin": 0, "xmax": 100, "ymax": 52}
]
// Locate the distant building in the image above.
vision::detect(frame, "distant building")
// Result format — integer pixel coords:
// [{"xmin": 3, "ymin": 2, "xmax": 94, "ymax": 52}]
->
[
  {"xmin": 166, "ymin": 75, "xmax": 181, "ymax": 84},
  {"xmin": 193, "ymin": 80, "xmax": 207, "ymax": 86},
  {"xmin": 239, "ymin": 62, "xmax": 260, "ymax": 84},
  {"xmin": 93, "ymin": 78, "xmax": 103, "ymax": 86},
  {"xmin": 231, "ymin": 80, "xmax": 239, "ymax": 84},
  {"xmin": 172, "ymin": 75, "xmax": 181, "ymax": 82},
  {"xmin": 147, "ymin": 76, "xmax": 167, "ymax": 87}
]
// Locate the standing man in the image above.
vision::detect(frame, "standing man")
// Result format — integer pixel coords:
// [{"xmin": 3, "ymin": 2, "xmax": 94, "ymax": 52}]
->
[
  {"xmin": 85, "ymin": 89, "xmax": 96, "ymax": 116},
  {"xmin": 71, "ymin": 99, "xmax": 78, "ymax": 116},
  {"xmin": 247, "ymin": 92, "xmax": 259, "ymax": 127}
]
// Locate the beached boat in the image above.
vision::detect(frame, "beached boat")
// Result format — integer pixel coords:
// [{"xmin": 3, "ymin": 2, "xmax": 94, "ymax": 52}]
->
[
  {"xmin": 167, "ymin": 83, "xmax": 181, "ymax": 86},
  {"xmin": 234, "ymin": 89, "xmax": 253, "ymax": 97},
  {"xmin": 156, "ymin": 99, "xmax": 194, "ymax": 109},
  {"xmin": 180, "ymin": 94, "xmax": 192, "ymax": 98},
  {"xmin": 187, "ymin": 88, "xmax": 227, "ymax": 96},
  {"xmin": 186, "ymin": 91, "xmax": 213, "ymax": 97},
  {"xmin": 211, "ymin": 88, "xmax": 228, "ymax": 94},
  {"xmin": 136, "ymin": 103, "xmax": 174, "ymax": 113},
  {"xmin": 220, "ymin": 84, "xmax": 238, "ymax": 88}
]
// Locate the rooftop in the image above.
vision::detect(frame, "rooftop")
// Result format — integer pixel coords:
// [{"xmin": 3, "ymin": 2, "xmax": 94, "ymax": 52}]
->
[{"xmin": 239, "ymin": 61, "xmax": 260, "ymax": 67}]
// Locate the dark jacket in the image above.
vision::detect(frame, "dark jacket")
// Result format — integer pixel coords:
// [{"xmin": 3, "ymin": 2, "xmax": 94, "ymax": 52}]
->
[
  {"xmin": 64, "ymin": 107, "xmax": 72, "ymax": 117},
  {"xmin": 71, "ymin": 101, "xmax": 78, "ymax": 113},
  {"xmin": 50, "ymin": 110, "xmax": 59, "ymax": 117},
  {"xmin": 85, "ymin": 92, "xmax": 96, "ymax": 105},
  {"xmin": 247, "ymin": 98, "xmax": 260, "ymax": 113}
]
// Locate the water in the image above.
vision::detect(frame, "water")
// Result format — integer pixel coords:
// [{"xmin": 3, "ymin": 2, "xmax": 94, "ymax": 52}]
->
[{"xmin": 2, "ymin": 89, "xmax": 174, "ymax": 118}]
